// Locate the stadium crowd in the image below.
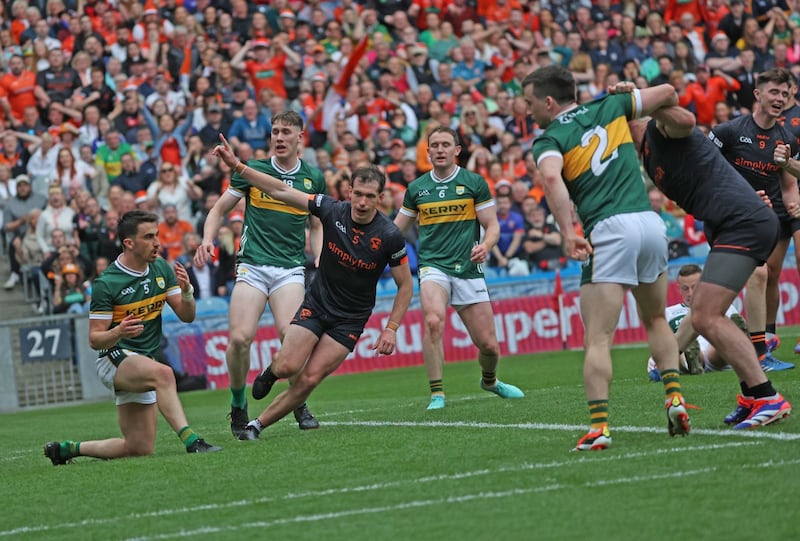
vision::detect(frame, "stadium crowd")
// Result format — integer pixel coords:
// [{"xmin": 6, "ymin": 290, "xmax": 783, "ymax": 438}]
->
[{"xmin": 1, "ymin": 0, "xmax": 798, "ymax": 313}]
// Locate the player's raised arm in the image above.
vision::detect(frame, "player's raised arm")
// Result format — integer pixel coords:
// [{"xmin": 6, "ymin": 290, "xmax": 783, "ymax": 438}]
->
[{"xmin": 213, "ymin": 134, "xmax": 311, "ymax": 210}]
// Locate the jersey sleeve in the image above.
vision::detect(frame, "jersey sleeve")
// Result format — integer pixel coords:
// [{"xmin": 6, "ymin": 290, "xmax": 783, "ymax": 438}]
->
[
  {"xmin": 614, "ymin": 89, "xmax": 642, "ymax": 121},
  {"xmin": 229, "ymin": 164, "xmax": 251, "ymax": 195},
  {"xmin": 308, "ymin": 193, "xmax": 335, "ymax": 220},
  {"xmin": 400, "ymin": 186, "xmax": 418, "ymax": 217},
  {"xmin": 708, "ymin": 122, "xmax": 733, "ymax": 150},
  {"xmin": 313, "ymin": 169, "xmax": 328, "ymax": 194},
  {"xmin": 472, "ymin": 173, "xmax": 493, "ymax": 208},
  {"xmin": 88, "ymin": 278, "xmax": 113, "ymax": 321},
  {"xmin": 386, "ymin": 227, "xmax": 408, "ymax": 268},
  {"xmin": 532, "ymin": 133, "xmax": 561, "ymax": 165}
]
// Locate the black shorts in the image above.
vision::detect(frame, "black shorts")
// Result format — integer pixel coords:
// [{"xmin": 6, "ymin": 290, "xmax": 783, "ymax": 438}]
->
[
  {"xmin": 290, "ymin": 296, "xmax": 368, "ymax": 352},
  {"xmin": 778, "ymin": 216, "xmax": 800, "ymax": 239},
  {"xmin": 708, "ymin": 204, "xmax": 778, "ymax": 265}
]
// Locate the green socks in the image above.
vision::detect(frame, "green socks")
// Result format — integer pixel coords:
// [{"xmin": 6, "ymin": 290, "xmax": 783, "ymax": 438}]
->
[
  {"xmin": 231, "ymin": 385, "xmax": 246, "ymax": 409},
  {"xmin": 60, "ymin": 441, "xmax": 80, "ymax": 458},
  {"xmin": 178, "ymin": 426, "xmax": 199, "ymax": 448},
  {"xmin": 588, "ymin": 400, "xmax": 609, "ymax": 429}
]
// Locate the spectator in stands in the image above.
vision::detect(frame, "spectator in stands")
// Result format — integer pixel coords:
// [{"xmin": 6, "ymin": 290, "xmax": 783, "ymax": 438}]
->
[
  {"xmin": 705, "ymin": 32, "xmax": 740, "ymax": 73},
  {"xmin": 73, "ymin": 196, "xmax": 105, "ymax": 262},
  {"xmin": 42, "ymin": 238, "xmax": 91, "ymax": 286},
  {"xmin": 180, "ymin": 231, "xmax": 227, "ymax": 299},
  {"xmin": 95, "ymin": 208, "xmax": 123, "ymax": 262},
  {"xmin": 54, "ymin": 146, "xmax": 97, "ymax": 195},
  {"xmin": 157, "ymin": 203, "xmax": 194, "ymax": 263},
  {"xmin": 198, "ymin": 102, "xmax": 232, "ymax": 148},
  {"xmin": 113, "ymin": 152, "xmax": 151, "ymax": 195},
  {"xmin": 648, "ymin": 185, "xmax": 685, "ymax": 243},
  {"xmin": 227, "ymin": 98, "xmax": 271, "ymax": 153},
  {"xmin": 52, "ymin": 262, "xmax": 90, "ymax": 314},
  {"xmin": 679, "ymin": 65, "xmax": 740, "ymax": 127},
  {"xmin": 489, "ymin": 192, "xmax": 525, "ymax": 270},
  {"xmin": 146, "ymin": 161, "xmax": 202, "ymax": 222},
  {"xmin": 0, "ymin": 54, "xmax": 37, "ymax": 126},
  {"xmin": 14, "ymin": 206, "xmax": 43, "ymax": 280},
  {"xmin": 0, "ymin": 131, "xmax": 27, "ymax": 178},
  {"xmin": 95, "ymin": 129, "xmax": 132, "ymax": 185},
  {"xmin": 3, "ymin": 174, "xmax": 46, "ymax": 289},
  {"xmin": 36, "ymin": 186, "xmax": 75, "ymax": 257},
  {"xmin": 718, "ymin": 0, "xmax": 750, "ymax": 45},
  {"xmin": 34, "ymin": 45, "xmax": 81, "ymax": 107},
  {"xmin": 24, "ymin": 131, "xmax": 58, "ymax": 184},
  {"xmin": 522, "ymin": 200, "xmax": 565, "ymax": 272}
]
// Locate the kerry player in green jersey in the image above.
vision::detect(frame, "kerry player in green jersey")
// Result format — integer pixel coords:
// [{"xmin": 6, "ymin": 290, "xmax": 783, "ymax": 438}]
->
[
  {"xmin": 394, "ymin": 126, "xmax": 524, "ymax": 410},
  {"xmin": 195, "ymin": 111, "xmax": 326, "ymax": 437},
  {"xmin": 44, "ymin": 211, "xmax": 221, "ymax": 465},
  {"xmin": 525, "ymin": 65, "xmax": 689, "ymax": 451}
]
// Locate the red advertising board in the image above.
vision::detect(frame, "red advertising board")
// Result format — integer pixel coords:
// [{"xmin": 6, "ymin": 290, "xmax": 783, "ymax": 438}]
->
[{"xmin": 178, "ymin": 268, "xmax": 800, "ymax": 389}]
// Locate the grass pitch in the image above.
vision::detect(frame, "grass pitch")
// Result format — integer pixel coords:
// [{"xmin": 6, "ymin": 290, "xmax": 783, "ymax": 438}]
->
[{"xmin": 3, "ymin": 339, "xmax": 799, "ymax": 541}]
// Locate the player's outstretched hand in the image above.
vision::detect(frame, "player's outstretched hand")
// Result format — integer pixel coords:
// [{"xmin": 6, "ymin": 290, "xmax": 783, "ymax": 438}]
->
[
  {"xmin": 563, "ymin": 234, "xmax": 593, "ymax": 261},
  {"xmin": 372, "ymin": 328, "xmax": 397, "ymax": 355},
  {"xmin": 470, "ymin": 242, "xmax": 489, "ymax": 264},
  {"xmin": 193, "ymin": 241, "xmax": 215, "ymax": 267},
  {"xmin": 213, "ymin": 133, "xmax": 237, "ymax": 168},
  {"xmin": 174, "ymin": 262, "xmax": 191, "ymax": 291}
]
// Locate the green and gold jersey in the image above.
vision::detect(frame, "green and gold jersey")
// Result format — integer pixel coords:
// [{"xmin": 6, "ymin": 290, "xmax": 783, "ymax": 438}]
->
[
  {"xmin": 400, "ymin": 166, "xmax": 493, "ymax": 279},
  {"xmin": 532, "ymin": 92, "xmax": 650, "ymax": 235},
  {"xmin": 89, "ymin": 257, "xmax": 179, "ymax": 359},
  {"xmin": 229, "ymin": 157, "xmax": 327, "ymax": 267}
]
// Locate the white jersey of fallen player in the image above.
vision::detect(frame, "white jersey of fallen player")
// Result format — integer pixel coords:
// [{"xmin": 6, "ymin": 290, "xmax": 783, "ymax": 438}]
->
[{"xmin": 647, "ymin": 302, "xmax": 739, "ymax": 373}]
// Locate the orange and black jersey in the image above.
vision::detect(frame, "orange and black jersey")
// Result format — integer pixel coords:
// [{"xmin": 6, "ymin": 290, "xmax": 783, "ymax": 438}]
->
[
  {"xmin": 644, "ymin": 120, "xmax": 778, "ymax": 263},
  {"xmin": 308, "ymin": 194, "xmax": 407, "ymax": 319},
  {"xmin": 777, "ymin": 103, "xmax": 800, "ymax": 141},
  {"xmin": 709, "ymin": 114, "xmax": 799, "ymax": 221}
]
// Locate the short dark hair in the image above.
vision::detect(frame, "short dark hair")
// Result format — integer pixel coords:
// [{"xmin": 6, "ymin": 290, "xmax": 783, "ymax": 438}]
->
[
  {"xmin": 351, "ymin": 165, "xmax": 386, "ymax": 192},
  {"xmin": 427, "ymin": 125, "xmax": 460, "ymax": 144},
  {"xmin": 678, "ymin": 264, "xmax": 702, "ymax": 277},
  {"xmin": 521, "ymin": 65, "xmax": 576, "ymax": 105},
  {"xmin": 118, "ymin": 210, "xmax": 158, "ymax": 243},
  {"xmin": 271, "ymin": 110, "xmax": 304, "ymax": 130},
  {"xmin": 756, "ymin": 68, "xmax": 793, "ymax": 89}
]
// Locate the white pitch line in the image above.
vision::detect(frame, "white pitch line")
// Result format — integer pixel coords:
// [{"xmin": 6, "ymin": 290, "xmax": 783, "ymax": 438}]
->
[
  {"xmin": 127, "ymin": 461, "xmax": 800, "ymax": 541},
  {"xmin": 0, "ymin": 441, "xmax": 763, "ymax": 538},
  {"xmin": 324, "ymin": 420, "xmax": 800, "ymax": 441}
]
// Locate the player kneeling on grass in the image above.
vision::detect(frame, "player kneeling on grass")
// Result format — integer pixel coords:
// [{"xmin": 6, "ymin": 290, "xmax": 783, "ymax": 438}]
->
[
  {"xmin": 647, "ymin": 264, "xmax": 747, "ymax": 380},
  {"xmin": 44, "ymin": 211, "xmax": 222, "ymax": 465},
  {"xmin": 213, "ymin": 135, "xmax": 414, "ymax": 441}
]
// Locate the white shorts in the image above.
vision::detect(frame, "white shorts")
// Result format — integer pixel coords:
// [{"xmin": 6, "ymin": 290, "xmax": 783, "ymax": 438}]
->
[
  {"xmin": 418, "ymin": 266, "xmax": 491, "ymax": 308},
  {"xmin": 586, "ymin": 211, "xmax": 668, "ymax": 287},
  {"xmin": 96, "ymin": 355, "xmax": 157, "ymax": 406},
  {"xmin": 235, "ymin": 262, "xmax": 305, "ymax": 297}
]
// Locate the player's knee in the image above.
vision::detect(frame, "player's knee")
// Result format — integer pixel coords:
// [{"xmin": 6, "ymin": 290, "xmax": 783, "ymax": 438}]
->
[
  {"xmin": 124, "ymin": 439, "xmax": 154, "ymax": 457},
  {"xmin": 153, "ymin": 363, "xmax": 176, "ymax": 389},
  {"xmin": 690, "ymin": 310, "xmax": 714, "ymax": 337},
  {"xmin": 227, "ymin": 329, "xmax": 254, "ymax": 353},
  {"xmin": 476, "ymin": 338, "xmax": 499, "ymax": 356},
  {"xmin": 425, "ymin": 312, "xmax": 444, "ymax": 337},
  {"xmin": 293, "ymin": 372, "xmax": 321, "ymax": 394}
]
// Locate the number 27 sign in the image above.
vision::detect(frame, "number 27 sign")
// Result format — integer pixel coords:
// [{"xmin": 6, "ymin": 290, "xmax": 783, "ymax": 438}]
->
[{"xmin": 19, "ymin": 322, "xmax": 73, "ymax": 362}]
